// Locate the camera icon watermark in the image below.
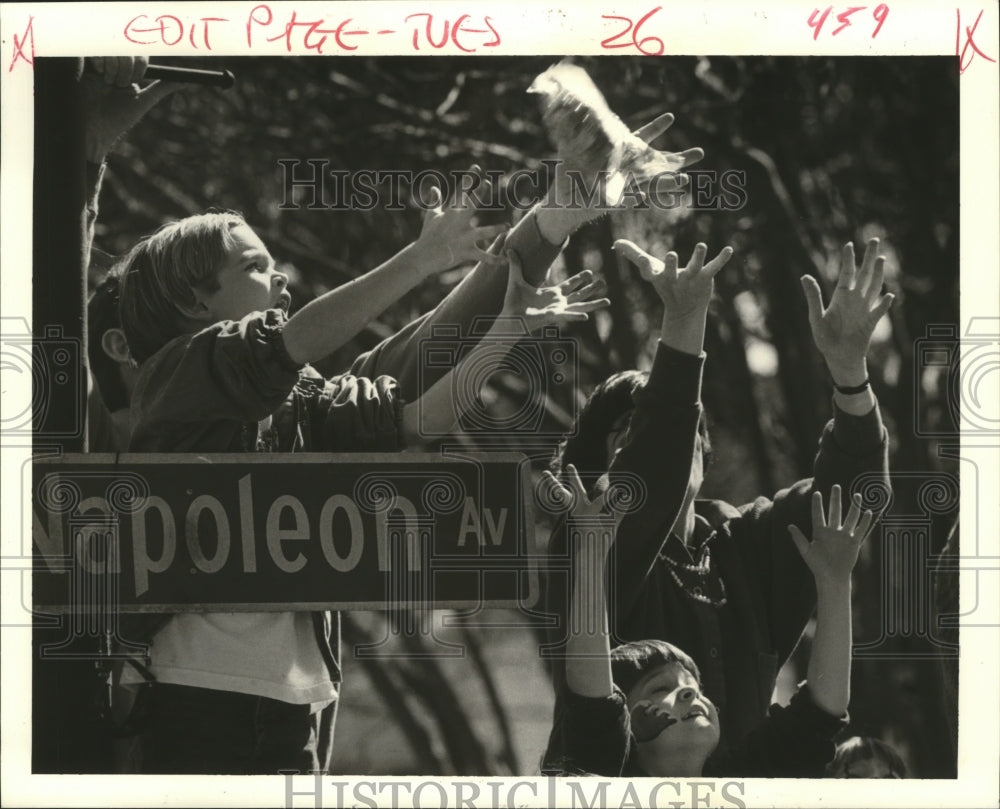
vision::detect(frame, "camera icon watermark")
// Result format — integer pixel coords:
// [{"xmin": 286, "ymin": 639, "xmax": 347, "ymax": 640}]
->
[
  {"xmin": 852, "ymin": 470, "xmax": 962, "ymax": 660},
  {"xmin": 913, "ymin": 318, "xmax": 999, "ymax": 437},
  {"xmin": 0, "ymin": 317, "xmax": 85, "ymax": 444},
  {"xmin": 416, "ymin": 318, "xmax": 578, "ymax": 441}
]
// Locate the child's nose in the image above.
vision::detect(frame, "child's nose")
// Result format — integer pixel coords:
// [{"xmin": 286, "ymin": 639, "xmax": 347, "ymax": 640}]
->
[{"xmin": 672, "ymin": 687, "xmax": 695, "ymax": 708}]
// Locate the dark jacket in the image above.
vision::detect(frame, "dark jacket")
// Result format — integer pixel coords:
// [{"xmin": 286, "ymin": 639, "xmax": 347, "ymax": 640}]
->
[{"xmin": 543, "ymin": 342, "xmax": 889, "ymax": 766}]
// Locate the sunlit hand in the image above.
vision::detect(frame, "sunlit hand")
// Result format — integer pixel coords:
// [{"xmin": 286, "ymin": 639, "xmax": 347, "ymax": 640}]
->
[
  {"xmin": 81, "ymin": 57, "xmax": 180, "ymax": 163},
  {"xmin": 801, "ymin": 239, "xmax": 895, "ymax": 384},
  {"xmin": 614, "ymin": 240, "xmax": 733, "ymax": 322},
  {"xmin": 788, "ymin": 485, "xmax": 875, "ymax": 587},
  {"xmin": 416, "ymin": 165, "xmax": 508, "ymax": 272},
  {"xmin": 500, "ymin": 249, "xmax": 610, "ymax": 332}
]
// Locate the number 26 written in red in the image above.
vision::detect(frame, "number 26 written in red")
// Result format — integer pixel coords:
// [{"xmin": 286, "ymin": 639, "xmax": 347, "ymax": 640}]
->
[
  {"xmin": 601, "ymin": 6, "xmax": 664, "ymax": 55},
  {"xmin": 808, "ymin": 5, "xmax": 889, "ymax": 39}
]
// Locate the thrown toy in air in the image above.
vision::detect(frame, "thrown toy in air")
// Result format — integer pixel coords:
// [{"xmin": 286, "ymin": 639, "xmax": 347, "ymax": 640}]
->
[{"xmin": 528, "ymin": 61, "xmax": 683, "ymax": 202}]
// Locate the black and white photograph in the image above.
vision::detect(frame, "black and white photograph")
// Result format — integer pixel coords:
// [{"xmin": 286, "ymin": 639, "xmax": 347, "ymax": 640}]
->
[{"xmin": 1, "ymin": 2, "xmax": 997, "ymax": 807}]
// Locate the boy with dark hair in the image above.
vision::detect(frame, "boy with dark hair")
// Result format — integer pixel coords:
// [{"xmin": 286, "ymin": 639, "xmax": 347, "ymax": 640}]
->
[{"xmin": 543, "ymin": 465, "xmax": 874, "ymax": 777}]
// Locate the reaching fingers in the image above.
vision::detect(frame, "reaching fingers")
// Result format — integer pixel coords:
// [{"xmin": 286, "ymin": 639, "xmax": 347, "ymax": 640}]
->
[
  {"xmin": 701, "ymin": 246, "xmax": 735, "ymax": 279},
  {"xmin": 663, "ymin": 252, "xmax": 679, "ymax": 279},
  {"xmin": 856, "ymin": 238, "xmax": 880, "ymax": 293},
  {"xmin": 651, "ymin": 171, "xmax": 691, "ymax": 192},
  {"xmin": 465, "ymin": 165, "xmax": 494, "ymax": 210},
  {"xmin": 865, "ymin": 256, "xmax": 886, "ymax": 305},
  {"xmin": 464, "ymin": 245, "xmax": 506, "ymax": 268},
  {"xmin": 541, "ymin": 471, "xmax": 572, "ymax": 509},
  {"xmin": 672, "ymin": 147, "xmax": 705, "ymax": 169},
  {"xmin": 553, "ymin": 310, "xmax": 592, "ymax": 323},
  {"xmin": 800, "ymin": 275, "xmax": 825, "ymax": 332},
  {"xmin": 565, "ymin": 464, "xmax": 589, "ymax": 504},
  {"xmin": 843, "ymin": 493, "xmax": 863, "ymax": 534},
  {"xmin": 633, "ymin": 112, "xmax": 674, "ymax": 144},
  {"xmin": 614, "ymin": 239, "xmax": 663, "ymax": 282},
  {"xmin": 559, "ymin": 269, "xmax": 594, "ymax": 296},
  {"xmin": 869, "ymin": 292, "xmax": 895, "ymax": 325},
  {"xmin": 856, "ymin": 509, "xmax": 875, "ymax": 541},
  {"xmin": 788, "ymin": 524, "xmax": 810, "ymax": 559},
  {"xmin": 473, "ymin": 223, "xmax": 510, "ymax": 244},
  {"xmin": 837, "ymin": 242, "xmax": 857, "ymax": 290},
  {"xmin": 685, "ymin": 243, "xmax": 709, "ymax": 276},
  {"xmin": 567, "ymin": 297, "xmax": 611, "ymax": 315},
  {"xmin": 827, "ymin": 485, "xmax": 843, "ymax": 530},
  {"xmin": 566, "ymin": 279, "xmax": 609, "ymax": 305},
  {"xmin": 423, "ymin": 185, "xmax": 443, "ymax": 214},
  {"xmin": 811, "ymin": 490, "xmax": 826, "ymax": 530}
]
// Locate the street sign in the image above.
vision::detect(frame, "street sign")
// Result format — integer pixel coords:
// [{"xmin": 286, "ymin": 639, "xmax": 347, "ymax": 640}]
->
[{"xmin": 31, "ymin": 452, "xmax": 539, "ymax": 612}]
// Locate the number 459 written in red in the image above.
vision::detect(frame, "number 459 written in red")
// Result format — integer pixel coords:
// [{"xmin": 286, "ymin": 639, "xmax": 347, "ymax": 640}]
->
[{"xmin": 808, "ymin": 5, "xmax": 889, "ymax": 39}]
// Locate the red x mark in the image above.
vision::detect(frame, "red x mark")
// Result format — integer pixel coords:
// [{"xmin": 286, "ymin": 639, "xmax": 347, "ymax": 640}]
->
[
  {"xmin": 8, "ymin": 16, "xmax": 35, "ymax": 72},
  {"xmin": 956, "ymin": 9, "xmax": 997, "ymax": 74}
]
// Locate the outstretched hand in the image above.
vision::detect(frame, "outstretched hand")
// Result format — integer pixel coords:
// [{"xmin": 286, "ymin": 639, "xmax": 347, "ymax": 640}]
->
[
  {"xmin": 81, "ymin": 57, "xmax": 181, "ymax": 163},
  {"xmin": 789, "ymin": 485, "xmax": 875, "ymax": 587},
  {"xmin": 501, "ymin": 250, "xmax": 610, "ymax": 332},
  {"xmin": 801, "ymin": 239, "xmax": 895, "ymax": 382},
  {"xmin": 416, "ymin": 165, "xmax": 509, "ymax": 272},
  {"xmin": 614, "ymin": 240, "xmax": 733, "ymax": 320},
  {"xmin": 627, "ymin": 112, "xmax": 704, "ymax": 196},
  {"xmin": 541, "ymin": 464, "xmax": 618, "ymax": 526}
]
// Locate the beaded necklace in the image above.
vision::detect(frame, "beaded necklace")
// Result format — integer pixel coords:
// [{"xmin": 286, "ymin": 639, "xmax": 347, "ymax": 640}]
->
[{"xmin": 659, "ymin": 532, "xmax": 727, "ymax": 607}]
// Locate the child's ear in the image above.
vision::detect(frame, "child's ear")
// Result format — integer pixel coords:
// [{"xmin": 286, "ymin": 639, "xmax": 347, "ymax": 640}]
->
[{"xmin": 101, "ymin": 328, "xmax": 131, "ymax": 365}]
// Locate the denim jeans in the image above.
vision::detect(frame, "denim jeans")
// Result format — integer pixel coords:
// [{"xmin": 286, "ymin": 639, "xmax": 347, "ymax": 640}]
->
[{"xmin": 140, "ymin": 683, "xmax": 337, "ymax": 774}]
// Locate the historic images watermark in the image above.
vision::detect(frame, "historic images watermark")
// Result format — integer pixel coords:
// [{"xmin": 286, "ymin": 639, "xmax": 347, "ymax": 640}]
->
[
  {"xmin": 283, "ymin": 773, "xmax": 748, "ymax": 809},
  {"xmin": 276, "ymin": 160, "xmax": 748, "ymax": 213}
]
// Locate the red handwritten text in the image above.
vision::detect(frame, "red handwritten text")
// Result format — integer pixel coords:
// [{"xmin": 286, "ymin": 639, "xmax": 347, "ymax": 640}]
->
[
  {"xmin": 9, "ymin": 16, "xmax": 36, "ymax": 72},
  {"xmin": 600, "ymin": 7, "xmax": 664, "ymax": 55},
  {"xmin": 405, "ymin": 13, "xmax": 500, "ymax": 52},
  {"xmin": 246, "ymin": 5, "xmax": 499, "ymax": 53},
  {"xmin": 808, "ymin": 5, "xmax": 889, "ymax": 39},
  {"xmin": 956, "ymin": 8, "xmax": 996, "ymax": 74},
  {"xmin": 124, "ymin": 14, "xmax": 228, "ymax": 49}
]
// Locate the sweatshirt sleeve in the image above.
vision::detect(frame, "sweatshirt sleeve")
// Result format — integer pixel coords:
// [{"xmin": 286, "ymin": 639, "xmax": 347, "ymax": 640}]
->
[
  {"xmin": 348, "ymin": 206, "xmax": 563, "ymax": 396},
  {"xmin": 717, "ymin": 685, "xmax": 848, "ymax": 777},
  {"xmin": 543, "ymin": 684, "xmax": 632, "ymax": 777},
  {"xmin": 308, "ymin": 373, "xmax": 406, "ymax": 452},
  {"xmin": 131, "ymin": 309, "xmax": 303, "ymax": 434},
  {"xmin": 609, "ymin": 342, "xmax": 704, "ymax": 630}
]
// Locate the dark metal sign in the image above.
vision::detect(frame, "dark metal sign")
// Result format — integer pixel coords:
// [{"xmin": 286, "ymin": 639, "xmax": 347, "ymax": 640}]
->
[{"xmin": 32, "ymin": 453, "xmax": 538, "ymax": 612}]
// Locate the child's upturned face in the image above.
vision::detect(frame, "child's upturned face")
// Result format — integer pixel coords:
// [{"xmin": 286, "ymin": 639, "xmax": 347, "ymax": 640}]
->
[
  {"xmin": 195, "ymin": 225, "xmax": 290, "ymax": 323},
  {"xmin": 627, "ymin": 661, "xmax": 720, "ymax": 773}
]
